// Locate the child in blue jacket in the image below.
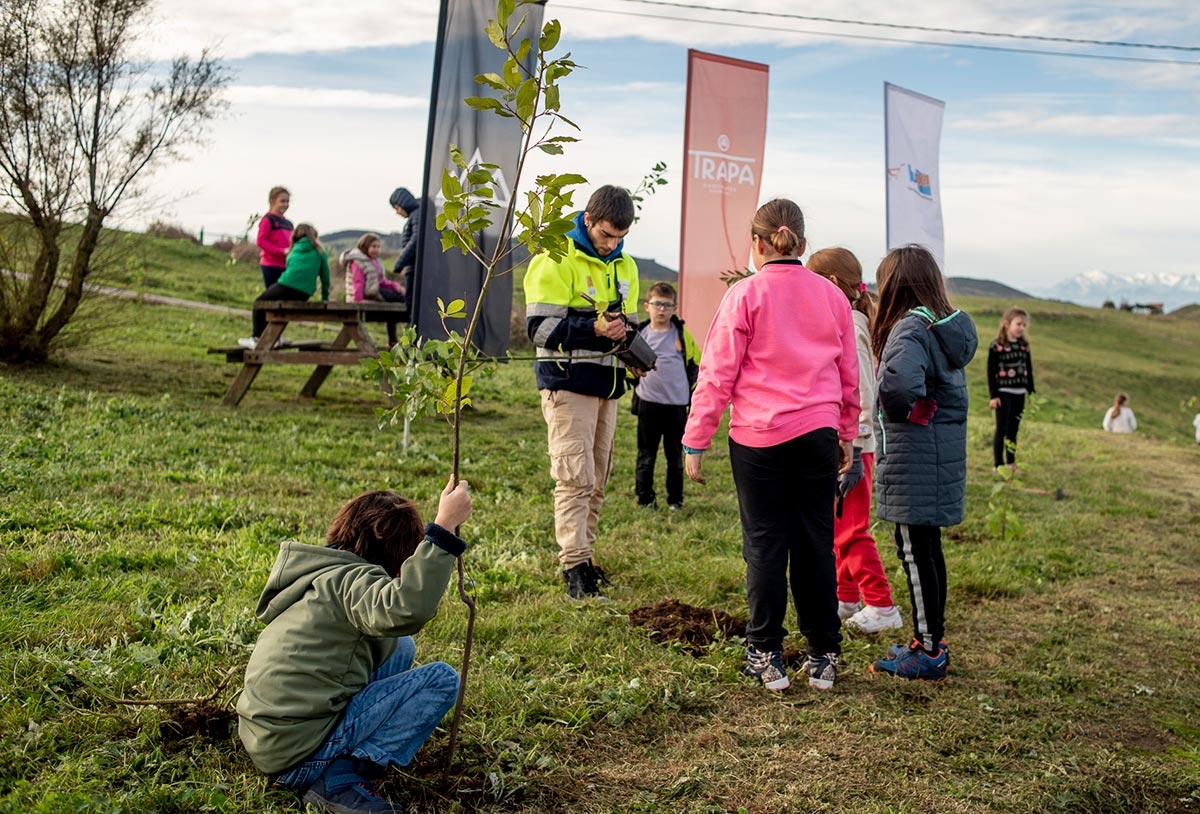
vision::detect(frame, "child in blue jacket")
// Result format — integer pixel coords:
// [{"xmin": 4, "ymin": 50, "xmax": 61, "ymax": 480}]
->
[{"xmin": 868, "ymin": 246, "xmax": 978, "ymax": 681}]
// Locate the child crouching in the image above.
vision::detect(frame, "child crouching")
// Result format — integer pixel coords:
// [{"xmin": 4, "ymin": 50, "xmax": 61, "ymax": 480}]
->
[{"xmin": 237, "ymin": 478, "xmax": 471, "ymax": 813}]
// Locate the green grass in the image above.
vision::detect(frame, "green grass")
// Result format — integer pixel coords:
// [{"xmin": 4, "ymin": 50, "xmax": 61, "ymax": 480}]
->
[{"xmin": 0, "ymin": 267, "xmax": 1198, "ymax": 812}]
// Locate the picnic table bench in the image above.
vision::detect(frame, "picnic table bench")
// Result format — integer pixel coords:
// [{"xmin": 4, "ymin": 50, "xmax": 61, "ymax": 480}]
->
[{"xmin": 209, "ymin": 300, "xmax": 407, "ymax": 406}]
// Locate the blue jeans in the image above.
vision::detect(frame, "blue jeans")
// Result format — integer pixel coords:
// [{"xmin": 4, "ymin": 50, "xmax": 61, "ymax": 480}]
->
[{"xmin": 270, "ymin": 637, "xmax": 460, "ymax": 790}]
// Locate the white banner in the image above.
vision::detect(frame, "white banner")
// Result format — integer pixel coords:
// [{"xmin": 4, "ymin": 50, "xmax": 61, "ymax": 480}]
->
[{"xmin": 885, "ymin": 82, "xmax": 946, "ymax": 270}]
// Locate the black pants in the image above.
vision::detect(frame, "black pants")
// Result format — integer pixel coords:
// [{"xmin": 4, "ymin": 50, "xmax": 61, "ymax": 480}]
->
[
  {"xmin": 378, "ymin": 286, "xmax": 405, "ymax": 345},
  {"xmin": 260, "ymin": 264, "xmax": 284, "ymax": 288},
  {"xmin": 729, "ymin": 429, "xmax": 841, "ymax": 655},
  {"xmin": 252, "ymin": 283, "xmax": 309, "ymax": 337},
  {"xmin": 893, "ymin": 524, "xmax": 946, "ymax": 651},
  {"xmin": 635, "ymin": 401, "xmax": 687, "ymax": 507},
  {"xmin": 992, "ymin": 391, "xmax": 1026, "ymax": 467}
]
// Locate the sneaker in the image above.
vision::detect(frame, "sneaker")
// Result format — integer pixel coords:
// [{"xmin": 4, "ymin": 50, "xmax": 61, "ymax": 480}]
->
[
  {"xmin": 637, "ymin": 501, "xmax": 658, "ymax": 510},
  {"xmin": 803, "ymin": 652, "xmax": 839, "ymax": 691},
  {"xmin": 742, "ymin": 646, "xmax": 790, "ymax": 691},
  {"xmin": 667, "ymin": 502, "xmax": 682, "ymax": 511},
  {"xmin": 563, "ymin": 561, "xmax": 609, "ymax": 601},
  {"xmin": 886, "ymin": 639, "xmax": 948, "ymax": 659},
  {"xmin": 871, "ymin": 640, "xmax": 949, "ymax": 680},
  {"xmin": 300, "ymin": 757, "xmax": 401, "ymax": 813},
  {"xmin": 846, "ymin": 605, "xmax": 904, "ymax": 634},
  {"xmin": 838, "ymin": 600, "xmax": 863, "ymax": 621},
  {"xmin": 237, "ymin": 337, "xmax": 258, "ymax": 350}
]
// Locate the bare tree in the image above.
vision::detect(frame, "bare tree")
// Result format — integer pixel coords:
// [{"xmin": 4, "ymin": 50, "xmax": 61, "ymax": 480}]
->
[{"xmin": 0, "ymin": 0, "xmax": 228, "ymax": 363}]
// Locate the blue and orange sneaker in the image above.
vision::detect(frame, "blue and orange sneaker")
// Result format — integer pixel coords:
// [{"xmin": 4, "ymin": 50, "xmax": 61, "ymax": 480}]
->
[
  {"xmin": 872, "ymin": 640, "xmax": 948, "ymax": 680},
  {"xmin": 886, "ymin": 639, "xmax": 948, "ymax": 659}
]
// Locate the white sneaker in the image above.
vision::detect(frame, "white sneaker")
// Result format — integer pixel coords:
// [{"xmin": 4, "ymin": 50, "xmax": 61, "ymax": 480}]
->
[
  {"xmin": 846, "ymin": 605, "xmax": 904, "ymax": 634},
  {"xmin": 838, "ymin": 600, "xmax": 863, "ymax": 621},
  {"xmin": 237, "ymin": 337, "xmax": 257, "ymax": 350}
]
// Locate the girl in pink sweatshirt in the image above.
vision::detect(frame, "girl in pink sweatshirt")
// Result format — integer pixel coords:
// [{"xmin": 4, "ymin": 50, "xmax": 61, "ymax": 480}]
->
[
  {"xmin": 683, "ymin": 198, "xmax": 858, "ymax": 693},
  {"xmin": 257, "ymin": 186, "xmax": 293, "ymax": 289}
]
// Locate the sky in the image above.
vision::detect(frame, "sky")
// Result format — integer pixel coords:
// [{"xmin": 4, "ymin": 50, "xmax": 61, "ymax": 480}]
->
[{"xmin": 131, "ymin": 0, "xmax": 1200, "ymax": 294}]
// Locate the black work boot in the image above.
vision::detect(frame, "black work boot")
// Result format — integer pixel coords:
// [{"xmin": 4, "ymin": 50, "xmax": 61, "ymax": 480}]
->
[{"xmin": 563, "ymin": 561, "xmax": 609, "ymax": 601}]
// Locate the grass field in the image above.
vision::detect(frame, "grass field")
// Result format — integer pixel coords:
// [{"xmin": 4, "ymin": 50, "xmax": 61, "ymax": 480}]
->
[{"xmin": 1, "ymin": 241, "xmax": 1198, "ymax": 813}]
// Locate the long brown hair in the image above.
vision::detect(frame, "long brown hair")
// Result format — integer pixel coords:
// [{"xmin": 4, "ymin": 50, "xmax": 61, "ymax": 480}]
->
[
  {"xmin": 807, "ymin": 247, "xmax": 875, "ymax": 322},
  {"xmin": 750, "ymin": 199, "xmax": 806, "ymax": 257},
  {"xmin": 995, "ymin": 307, "xmax": 1030, "ymax": 346},
  {"xmin": 325, "ymin": 490, "xmax": 424, "ymax": 578},
  {"xmin": 870, "ymin": 245, "xmax": 954, "ymax": 363},
  {"xmin": 292, "ymin": 222, "xmax": 323, "ymax": 254},
  {"xmin": 1109, "ymin": 392, "xmax": 1128, "ymax": 421},
  {"xmin": 356, "ymin": 232, "xmax": 381, "ymax": 255}
]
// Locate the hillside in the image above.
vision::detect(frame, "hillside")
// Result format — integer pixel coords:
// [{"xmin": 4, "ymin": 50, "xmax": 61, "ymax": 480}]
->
[
  {"xmin": 946, "ymin": 276, "xmax": 1032, "ymax": 299},
  {"xmin": 3, "ymin": 227, "xmax": 1199, "ymax": 811}
]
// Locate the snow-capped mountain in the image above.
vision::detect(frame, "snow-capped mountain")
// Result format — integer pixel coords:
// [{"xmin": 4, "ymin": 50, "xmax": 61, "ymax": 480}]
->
[{"xmin": 1040, "ymin": 270, "xmax": 1200, "ymax": 313}]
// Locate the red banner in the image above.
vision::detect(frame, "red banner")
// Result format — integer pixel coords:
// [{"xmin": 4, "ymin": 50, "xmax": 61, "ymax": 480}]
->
[{"xmin": 679, "ymin": 50, "xmax": 769, "ymax": 345}]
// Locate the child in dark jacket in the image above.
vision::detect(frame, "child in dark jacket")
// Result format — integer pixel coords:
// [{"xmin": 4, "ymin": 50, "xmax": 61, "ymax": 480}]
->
[
  {"xmin": 987, "ymin": 307, "xmax": 1035, "ymax": 470},
  {"xmin": 868, "ymin": 245, "xmax": 978, "ymax": 681},
  {"xmin": 238, "ymin": 478, "xmax": 471, "ymax": 814},
  {"xmin": 632, "ymin": 281, "xmax": 700, "ymax": 510}
]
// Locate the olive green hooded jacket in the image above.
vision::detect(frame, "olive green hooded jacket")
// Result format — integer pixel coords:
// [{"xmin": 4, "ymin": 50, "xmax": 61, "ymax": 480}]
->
[{"xmin": 236, "ymin": 524, "xmax": 464, "ymax": 774}]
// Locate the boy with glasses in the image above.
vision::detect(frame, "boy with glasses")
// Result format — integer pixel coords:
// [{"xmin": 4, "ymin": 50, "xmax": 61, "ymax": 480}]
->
[{"xmin": 632, "ymin": 282, "xmax": 700, "ymax": 510}]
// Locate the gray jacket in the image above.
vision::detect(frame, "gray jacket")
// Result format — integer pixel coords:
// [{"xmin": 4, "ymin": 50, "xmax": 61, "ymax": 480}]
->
[{"xmin": 874, "ymin": 307, "xmax": 978, "ymax": 526}]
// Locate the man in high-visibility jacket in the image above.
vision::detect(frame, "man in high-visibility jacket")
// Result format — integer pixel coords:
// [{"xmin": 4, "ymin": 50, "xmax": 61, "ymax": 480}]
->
[{"xmin": 525, "ymin": 185, "xmax": 642, "ymax": 600}]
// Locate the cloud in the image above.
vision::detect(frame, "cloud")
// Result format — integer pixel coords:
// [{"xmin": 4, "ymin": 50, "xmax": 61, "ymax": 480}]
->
[
  {"xmin": 950, "ymin": 110, "xmax": 1200, "ymax": 141},
  {"xmin": 144, "ymin": 0, "xmax": 440, "ymax": 59},
  {"xmin": 226, "ymin": 85, "xmax": 425, "ymax": 111}
]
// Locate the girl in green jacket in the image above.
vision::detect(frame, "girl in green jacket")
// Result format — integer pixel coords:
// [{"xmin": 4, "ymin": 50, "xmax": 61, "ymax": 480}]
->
[{"xmin": 245, "ymin": 223, "xmax": 331, "ymax": 345}]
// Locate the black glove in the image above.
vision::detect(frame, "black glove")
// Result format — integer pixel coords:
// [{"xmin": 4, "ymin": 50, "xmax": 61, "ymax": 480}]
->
[{"xmin": 836, "ymin": 447, "xmax": 864, "ymax": 498}]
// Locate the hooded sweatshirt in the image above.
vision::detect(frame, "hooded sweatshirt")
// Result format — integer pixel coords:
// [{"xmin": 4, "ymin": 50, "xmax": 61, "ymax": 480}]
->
[
  {"xmin": 873, "ymin": 307, "xmax": 979, "ymax": 526},
  {"xmin": 236, "ymin": 524, "xmax": 465, "ymax": 774},
  {"xmin": 277, "ymin": 236, "xmax": 331, "ymax": 300}
]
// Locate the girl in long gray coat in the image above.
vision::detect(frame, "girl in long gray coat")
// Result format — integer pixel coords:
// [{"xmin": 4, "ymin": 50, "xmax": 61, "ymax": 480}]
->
[{"xmin": 868, "ymin": 246, "xmax": 978, "ymax": 681}]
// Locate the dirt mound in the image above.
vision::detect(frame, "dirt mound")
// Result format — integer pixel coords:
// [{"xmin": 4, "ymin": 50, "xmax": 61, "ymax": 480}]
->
[
  {"xmin": 628, "ymin": 599, "xmax": 747, "ymax": 655},
  {"xmin": 158, "ymin": 702, "xmax": 236, "ymax": 746}
]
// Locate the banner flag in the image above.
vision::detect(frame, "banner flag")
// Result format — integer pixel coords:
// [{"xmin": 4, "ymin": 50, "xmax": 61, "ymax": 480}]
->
[
  {"xmin": 414, "ymin": 0, "xmax": 545, "ymax": 356},
  {"xmin": 884, "ymin": 82, "xmax": 946, "ymax": 270},
  {"xmin": 679, "ymin": 50, "xmax": 769, "ymax": 345}
]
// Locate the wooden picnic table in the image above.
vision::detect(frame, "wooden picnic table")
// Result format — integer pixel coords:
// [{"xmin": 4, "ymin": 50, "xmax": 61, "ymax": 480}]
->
[{"xmin": 209, "ymin": 300, "xmax": 408, "ymax": 406}]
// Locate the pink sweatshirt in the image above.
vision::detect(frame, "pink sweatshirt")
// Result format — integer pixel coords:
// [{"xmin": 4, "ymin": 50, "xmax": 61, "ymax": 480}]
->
[
  {"xmin": 682, "ymin": 259, "xmax": 859, "ymax": 450},
  {"xmin": 257, "ymin": 213, "xmax": 293, "ymax": 268}
]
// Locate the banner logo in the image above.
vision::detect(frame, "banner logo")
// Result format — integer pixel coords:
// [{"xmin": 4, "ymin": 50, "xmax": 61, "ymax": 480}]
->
[
  {"xmin": 436, "ymin": 147, "xmax": 512, "ymax": 212},
  {"xmin": 688, "ymin": 136, "xmax": 757, "ymax": 188},
  {"xmin": 888, "ymin": 163, "xmax": 933, "ymax": 200}
]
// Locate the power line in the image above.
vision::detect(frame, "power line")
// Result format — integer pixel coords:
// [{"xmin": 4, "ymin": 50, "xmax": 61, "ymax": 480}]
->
[
  {"xmin": 605, "ymin": 0, "xmax": 1200, "ymax": 53},
  {"xmin": 552, "ymin": 3, "xmax": 1200, "ymax": 67}
]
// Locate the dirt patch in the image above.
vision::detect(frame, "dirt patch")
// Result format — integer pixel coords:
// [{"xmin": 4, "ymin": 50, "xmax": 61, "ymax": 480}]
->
[
  {"xmin": 158, "ymin": 702, "xmax": 236, "ymax": 746},
  {"xmin": 628, "ymin": 599, "xmax": 747, "ymax": 656}
]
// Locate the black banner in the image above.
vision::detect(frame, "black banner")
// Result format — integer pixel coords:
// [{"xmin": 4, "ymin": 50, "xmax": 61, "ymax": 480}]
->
[{"xmin": 414, "ymin": 0, "xmax": 545, "ymax": 357}]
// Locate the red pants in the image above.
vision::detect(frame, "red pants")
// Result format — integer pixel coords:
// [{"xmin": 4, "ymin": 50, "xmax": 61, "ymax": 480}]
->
[{"xmin": 833, "ymin": 453, "xmax": 895, "ymax": 607}]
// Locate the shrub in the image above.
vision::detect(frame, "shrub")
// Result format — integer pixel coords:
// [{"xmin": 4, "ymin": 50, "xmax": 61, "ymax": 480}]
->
[
  {"xmin": 146, "ymin": 221, "xmax": 200, "ymax": 244},
  {"xmin": 227, "ymin": 242, "xmax": 258, "ymax": 265}
]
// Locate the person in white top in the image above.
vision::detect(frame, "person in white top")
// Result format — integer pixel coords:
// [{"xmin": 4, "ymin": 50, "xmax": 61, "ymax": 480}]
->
[
  {"xmin": 1192, "ymin": 407, "xmax": 1200, "ymax": 444},
  {"xmin": 1102, "ymin": 392, "xmax": 1137, "ymax": 433}
]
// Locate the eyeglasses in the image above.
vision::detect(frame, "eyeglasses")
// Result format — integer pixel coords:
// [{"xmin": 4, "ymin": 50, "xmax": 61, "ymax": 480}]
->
[{"xmin": 647, "ymin": 301, "xmax": 676, "ymax": 310}]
